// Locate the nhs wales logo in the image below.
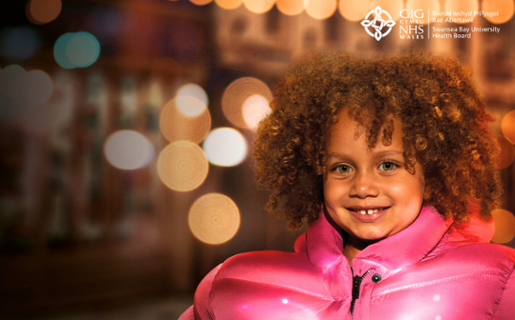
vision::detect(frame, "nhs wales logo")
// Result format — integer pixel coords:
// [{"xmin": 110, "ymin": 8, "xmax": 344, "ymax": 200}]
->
[{"xmin": 361, "ymin": 6, "xmax": 396, "ymax": 41}]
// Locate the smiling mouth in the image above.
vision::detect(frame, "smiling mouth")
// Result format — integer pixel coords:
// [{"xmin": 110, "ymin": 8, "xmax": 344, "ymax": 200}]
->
[{"xmin": 347, "ymin": 207, "xmax": 390, "ymax": 215}]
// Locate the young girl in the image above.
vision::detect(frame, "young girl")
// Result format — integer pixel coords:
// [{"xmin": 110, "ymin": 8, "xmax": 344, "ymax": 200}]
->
[{"xmin": 179, "ymin": 53, "xmax": 515, "ymax": 319}]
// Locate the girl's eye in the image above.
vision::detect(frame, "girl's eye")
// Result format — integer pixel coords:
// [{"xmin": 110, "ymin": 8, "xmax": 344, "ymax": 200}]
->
[
  {"xmin": 379, "ymin": 162, "xmax": 397, "ymax": 171},
  {"xmin": 335, "ymin": 165, "xmax": 353, "ymax": 174}
]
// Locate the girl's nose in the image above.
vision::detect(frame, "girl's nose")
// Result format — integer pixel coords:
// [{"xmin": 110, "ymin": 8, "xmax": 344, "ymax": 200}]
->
[{"xmin": 349, "ymin": 171, "xmax": 379, "ymax": 199}]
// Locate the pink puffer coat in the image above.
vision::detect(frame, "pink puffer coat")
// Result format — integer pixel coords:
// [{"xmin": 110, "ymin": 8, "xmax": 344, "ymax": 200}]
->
[{"xmin": 179, "ymin": 206, "xmax": 515, "ymax": 319}]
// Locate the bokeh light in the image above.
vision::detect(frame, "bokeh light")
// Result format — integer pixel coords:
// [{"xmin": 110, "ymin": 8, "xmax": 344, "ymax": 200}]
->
[
  {"xmin": 338, "ymin": 0, "xmax": 370, "ymax": 21},
  {"xmin": 157, "ymin": 141, "xmax": 209, "ymax": 192},
  {"xmin": 23, "ymin": 70, "xmax": 53, "ymax": 105},
  {"xmin": 190, "ymin": 0, "xmax": 213, "ymax": 5},
  {"xmin": 482, "ymin": 0, "xmax": 515, "ymax": 24},
  {"xmin": 26, "ymin": 0, "xmax": 62, "ymax": 25},
  {"xmin": 222, "ymin": 77, "xmax": 273, "ymax": 129},
  {"xmin": 406, "ymin": 0, "xmax": 440, "ymax": 24},
  {"xmin": 159, "ymin": 98, "xmax": 211, "ymax": 144},
  {"xmin": 305, "ymin": 0, "xmax": 337, "ymax": 20},
  {"xmin": 54, "ymin": 33, "xmax": 76, "ymax": 69},
  {"xmin": 276, "ymin": 0, "xmax": 304, "ymax": 15},
  {"xmin": 176, "ymin": 83, "xmax": 209, "ymax": 116},
  {"xmin": 54, "ymin": 32, "xmax": 100, "ymax": 69},
  {"xmin": 1, "ymin": 65, "xmax": 26, "ymax": 100},
  {"xmin": 243, "ymin": 0, "xmax": 276, "ymax": 14},
  {"xmin": 494, "ymin": 134, "xmax": 515, "ymax": 169},
  {"xmin": 491, "ymin": 209, "xmax": 515, "ymax": 243},
  {"xmin": 188, "ymin": 193, "xmax": 240, "ymax": 244},
  {"xmin": 215, "ymin": 0, "xmax": 243, "ymax": 10},
  {"xmin": 104, "ymin": 130, "xmax": 155, "ymax": 170},
  {"xmin": 242, "ymin": 94, "xmax": 271, "ymax": 130},
  {"xmin": 371, "ymin": 0, "xmax": 404, "ymax": 21},
  {"xmin": 0, "ymin": 27, "xmax": 40, "ymax": 62},
  {"xmin": 203, "ymin": 128, "xmax": 247, "ymax": 167},
  {"xmin": 445, "ymin": 0, "xmax": 479, "ymax": 23},
  {"xmin": 501, "ymin": 110, "xmax": 515, "ymax": 144},
  {"xmin": 66, "ymin": 32, "xmax": 101, "ymax": 67}
]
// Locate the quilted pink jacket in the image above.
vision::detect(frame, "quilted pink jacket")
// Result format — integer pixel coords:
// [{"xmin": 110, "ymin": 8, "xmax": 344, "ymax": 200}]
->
[{"xmin": 179, "ymin": 206, "xmax": 515, "ymax": 319}]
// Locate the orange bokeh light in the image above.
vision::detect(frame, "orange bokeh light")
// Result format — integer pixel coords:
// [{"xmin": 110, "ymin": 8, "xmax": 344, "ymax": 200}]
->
[
  {"xmin": 406, "ymin": 0, "xmax": 440, "ymax": 24},
  {"xmin": 276, "ymin": 0, "xmax": 304, "ymax": 16},
  {"xmin": 243, "ymin": 0, "xmax": 276, "ymax": 14},
  {"xmin": 491, "ymin": 209, "xmax": 515, "ymax": 243},
  {"xmin": 215, "ymin": 0, "xmax": 243, "ymax": 10},
  {"xmin": 305, "ymin": 0, "xmax": 337, "ymax": 20},
  {"xmin": 26, "ymin": 0, "xmax": 62, "ymax": 25},
  {"xmin": 371, "ymin": 0, "xmax": 404, "ymax": 21},
  {"xmin": 188, "ymin": 193, "xmax": 241, "ymax": 244},
  {"xmin": 501, "ymin": 110, "xmax": 515, "ymax": 144},
  {"xmin": 222, "ymin": 77, "xmax": 273, "ymax": 130},
  {"xmin": 157, "ymin": 141, "xmax": 209, "ymax": 192},
  {"xmin": 190, "ymin": 0, "xmax": 213, "ymax": 5},
  {"xmin": 159, "ymin": 98, "xmax": 211, "ymax": 144},
  {"xmin": 338, "ymin": 0, "xmax": 370, "ymax": 21},
  {"xmin": 482, "ymin": 0, "xmax": 515, "ymax": 24},
  {"xmin": 494, "ymin": 134, "xmax": 515, "ymax": 169},
  {"xmin": 445, "ymin": 0, "xmax": 479, "ymax": 23}
]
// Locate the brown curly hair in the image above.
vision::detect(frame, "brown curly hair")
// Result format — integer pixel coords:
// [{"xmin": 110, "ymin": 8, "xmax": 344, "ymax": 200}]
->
[{"xmin": 253, "ymin": 52, "xmax": 503, "ymax": 230}]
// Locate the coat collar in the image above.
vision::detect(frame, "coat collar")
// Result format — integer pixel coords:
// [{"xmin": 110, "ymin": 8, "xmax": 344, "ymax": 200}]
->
[{"xmin": 304, "ymin": 205, "xmax": 453, "ymax": 271}]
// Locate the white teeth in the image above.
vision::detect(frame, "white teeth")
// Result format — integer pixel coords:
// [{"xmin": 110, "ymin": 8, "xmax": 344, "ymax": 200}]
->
[{"xmin": 356, "ymin": 209, "xmax": 382, "ymax": 215}]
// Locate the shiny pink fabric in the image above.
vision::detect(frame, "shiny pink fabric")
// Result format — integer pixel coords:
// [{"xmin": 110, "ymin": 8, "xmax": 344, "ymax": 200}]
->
[{"xmin": 179, "ymin": 206, "xmax": 515, "ymax": 319}]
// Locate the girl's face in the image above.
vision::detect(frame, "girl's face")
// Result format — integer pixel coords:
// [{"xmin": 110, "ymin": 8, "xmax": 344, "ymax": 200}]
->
[{"xmin": 323, "ymin": 110, "xmax": 425, "ymax": 244}]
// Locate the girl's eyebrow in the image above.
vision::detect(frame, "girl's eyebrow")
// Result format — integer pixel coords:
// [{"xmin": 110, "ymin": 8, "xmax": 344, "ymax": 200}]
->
[
  {"xmin": 373, "ymin": 150, "xmax": 404, "ymax": 157},
  {"xmin": 327, "ymin": 150, "xmax": 404, "ymax": 160}
]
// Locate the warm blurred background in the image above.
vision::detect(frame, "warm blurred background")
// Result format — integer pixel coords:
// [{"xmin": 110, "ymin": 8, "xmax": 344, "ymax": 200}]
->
[{"xmin": 1, "ymin": 0, "xmax": 515, "ymax": 319}]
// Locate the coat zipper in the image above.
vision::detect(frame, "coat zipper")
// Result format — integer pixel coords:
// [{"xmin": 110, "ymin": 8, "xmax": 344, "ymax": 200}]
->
[{"xmin": 350, "ymin": 268, "xmax": 371, "ymax": 316}]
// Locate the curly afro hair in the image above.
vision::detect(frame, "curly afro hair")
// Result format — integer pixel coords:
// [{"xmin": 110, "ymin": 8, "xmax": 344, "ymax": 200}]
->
[{"xmin": 253, "ymin": 52, "xmax": 503, "ymax": 230}]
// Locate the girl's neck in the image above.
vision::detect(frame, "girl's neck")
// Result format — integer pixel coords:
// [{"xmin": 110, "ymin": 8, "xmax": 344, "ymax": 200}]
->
[{"xmin": 344, "ymin": 236, "xmax": 376, "ymax": 266}]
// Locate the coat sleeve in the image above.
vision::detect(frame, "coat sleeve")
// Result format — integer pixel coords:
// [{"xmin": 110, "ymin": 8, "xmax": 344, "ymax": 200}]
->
[
  {"xmin": 493, "ymin": 264, "xmax": 515, "ymax": 320},
  {"xmin": 178, "ymin": 264, "xmax": 223, "ymax": 320}
]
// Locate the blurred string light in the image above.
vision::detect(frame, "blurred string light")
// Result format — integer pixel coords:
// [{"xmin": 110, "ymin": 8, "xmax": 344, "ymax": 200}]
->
[
  {"xmin": 0, "ymin": 28, "xmax": 40, "ymax": 62},
  {"xmin": 54, "ymin": 32, "xmax": 100, "ymax": 69},
  {"xmin": 188, "ymin": 193, "xmax": 240, "ymax": 245},
  {"xmin": 276, "ymin": 0, "xmax": 304, "ymax": 15},
  {"xmin": 1, "ymin": 65, "xmax": 26, "ymax": 100},
  {"xmin": 243, "ymin": 0, "xmax": 276, "ymax": 14},
  {"xmin": 24, "ymin": 70, "xmax": 53, "ymax": 105},
  {"xmin": 494, "ymin": 134, "xmax": 515, "ymax": 169},
  {"xmin": 176, "ymin": 83, "xmax": 209, "ymax": 116},
  {"xmin": 445, "ymin": 0, "xmax": 479, "ymax": 24},
  {"xmin": 26, "ymin": 0, "xmax": 62, "ymax": 25},
  {"xmin": 190, "ymin": 0, "xmax": 213, "ymax": 5},
  {"xmin": 305, "ymin": 0, "xmax": 337, "ymax": 20},
  {"xmin": 491, "ymin": 209, "xmax": 515, "ymax": 243},
  {"xmin": 222, "ymin": 77, "xmax": 273, "ymax": 130},
  {"xmin": 406, "ymin": 0, "xmax": 440, "ymax": 24},
  {"xmin": 371, "ymin": 0, "xmax": 403, "ymax": 21},
  {"xmin": 338, "ymin": 0, "xmax": 370, "ymax": 21},
  {"xmin": 157, "ymin": 141, "xmax": 209, "ymax": 192},
  {"xmin": 104, "ymin": 130, "xmax": 155, "ymax": 170},
  {"xmin": 242, "ymin": 94, "xmax": 272, "ymax": 130},
  {"xmin": 159, "ymin": 98, "xmax": 211, "ymax": 144},
  {"xmin": 501, "ymin": 110, "xmax": 515, "ymax": 144},
  {"xmin": 203, "ymin": 127, "xmax": 247, "ymax": 167},
  {"xmin": 482, "ymin": 0, "xmax": 515, "ymax": 24},
  {"xmin": 215, "ymin": 0, "xmax": 243, "ymax": 10},
  {"xmin": 0, "ymin": 65, "xmax": 53, "ymax": 105}
]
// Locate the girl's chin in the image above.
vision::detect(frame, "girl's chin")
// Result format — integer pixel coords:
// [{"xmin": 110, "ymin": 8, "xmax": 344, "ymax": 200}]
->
[{"xmin": 350, "ymin": 231, "xmax": 390, "ymax": 244}]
